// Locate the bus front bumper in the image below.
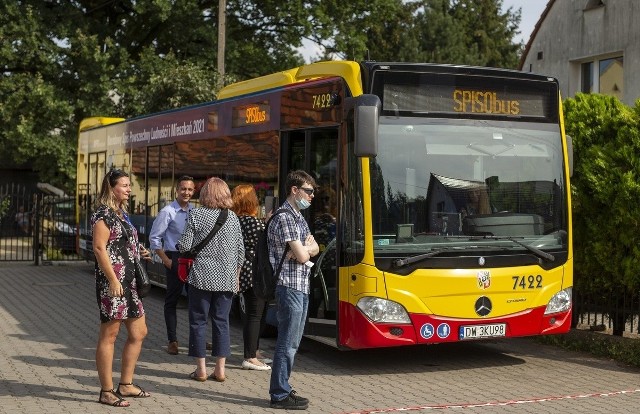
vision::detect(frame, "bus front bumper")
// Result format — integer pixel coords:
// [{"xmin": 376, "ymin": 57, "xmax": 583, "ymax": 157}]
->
[{"xmin": 338, "ymin": 301, "xmax": 571, "ymax": 350}]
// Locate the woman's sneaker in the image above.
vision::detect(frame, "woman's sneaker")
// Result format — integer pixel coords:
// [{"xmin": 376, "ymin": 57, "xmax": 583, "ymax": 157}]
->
[{"xmin": 270, "ymin": 390, "xmax": 309, "ymax": 410}]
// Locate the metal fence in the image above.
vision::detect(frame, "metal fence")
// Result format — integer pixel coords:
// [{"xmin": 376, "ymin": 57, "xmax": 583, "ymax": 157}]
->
[
  {"xmin": 0, "ymin": 184, "xmax": 80, "ymax": 263},
  {"xmin": 573, "ymin": 288, "xmax": 640, "ymax": 336}
]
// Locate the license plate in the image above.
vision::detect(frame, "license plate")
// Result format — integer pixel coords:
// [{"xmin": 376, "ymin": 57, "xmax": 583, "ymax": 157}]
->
[{"xmin": 459, "ymin": 323, "xmax": 506, "ymax": 340}]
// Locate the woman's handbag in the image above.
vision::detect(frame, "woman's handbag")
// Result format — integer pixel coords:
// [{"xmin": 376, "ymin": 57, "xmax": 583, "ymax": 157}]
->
[
  {"xmin": 177, "ymin": 209, "xmax": 228, "ymax": 283},
  {"xmin": 134, "ymin": 258, "xmax": 152, "ymax": 298},
  {"xmin": 116, "ymin": 213, "xmax": 152, "ymax": 298},
  {"xmin": 176, "ymin": 256, "xmax": 194, "ymax": 283}
]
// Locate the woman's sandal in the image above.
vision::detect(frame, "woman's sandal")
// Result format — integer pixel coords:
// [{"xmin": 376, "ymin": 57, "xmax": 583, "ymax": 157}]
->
[
  {"xmin": 209, "ymin": 373, "xmax": 226, "ymax": 382},
  {"xmin": 116, "ymin": 382, "xmax": 151, "ymax": 398},
  {"xmin": 189, "ymin": 370, "xmax": 207, "ymax": 382},
  {"xmin": 99, "ymin": 389, "xmax": 130, "ymax": 407}
]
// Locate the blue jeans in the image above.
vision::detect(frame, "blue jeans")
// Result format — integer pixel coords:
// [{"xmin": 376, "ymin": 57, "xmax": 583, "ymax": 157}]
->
[
  {"xmin": 269, "ymin": 285, "xmax": 308, "ymax": 401},
  {"xmin": 187, "ymin": 286, "xmax": 233, "ymax": 358}
]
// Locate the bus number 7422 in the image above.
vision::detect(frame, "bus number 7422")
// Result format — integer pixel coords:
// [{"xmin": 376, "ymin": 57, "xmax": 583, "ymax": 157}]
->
[{"xmin": 512, "ymin": 275, "xmax": 543, "ymax": 290}]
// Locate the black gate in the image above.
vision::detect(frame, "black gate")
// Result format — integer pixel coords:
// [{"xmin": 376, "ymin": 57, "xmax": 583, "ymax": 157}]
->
[{"xmin": 0, "ymin": 184, "xmax": 81, "ymax": 263}]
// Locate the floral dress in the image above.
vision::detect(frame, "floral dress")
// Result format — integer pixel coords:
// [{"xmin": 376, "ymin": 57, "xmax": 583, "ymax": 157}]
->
[
  {"xmin": 238, "ymin": 215, "xmax": 265, "ymax": 293},
  {"xmin": 91, "ymin": 205, "xmax": 145, "ymax": 323}
]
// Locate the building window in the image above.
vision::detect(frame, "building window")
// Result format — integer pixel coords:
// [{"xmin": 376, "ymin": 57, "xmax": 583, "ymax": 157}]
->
[
  {"xmin": 599, "ymin": 56, "xmax": 623, "ymax": 99},
  {"xmin": 581, "ymin": 62, "xmax": 593, "ymax": 93},
  {"xmin": 580, "ymin": 56, "xmax": 623, "ymax": 99},
  {"xmin": 537, "ymin": 51, "xmax": 543, "ymax": 60}
]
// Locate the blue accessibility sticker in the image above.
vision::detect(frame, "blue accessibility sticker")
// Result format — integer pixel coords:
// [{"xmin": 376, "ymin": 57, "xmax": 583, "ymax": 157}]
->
[
  {"xmin": 420, "ymin": 323, "xmax": 434, "ymax": 339},
  {"xmin": 437, "ymin": 323, "xmax": 451, "ymax": 339}
]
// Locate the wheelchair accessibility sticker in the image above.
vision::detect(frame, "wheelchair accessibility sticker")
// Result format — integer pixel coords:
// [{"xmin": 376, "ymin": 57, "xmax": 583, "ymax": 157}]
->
[{"xmin": 420, "ymin": 323, "xmax": 434, "ymax": 339}]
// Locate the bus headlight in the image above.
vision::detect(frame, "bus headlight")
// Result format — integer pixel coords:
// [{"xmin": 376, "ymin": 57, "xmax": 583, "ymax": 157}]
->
[
  {"xmin": 544, "ymin": 288, "xmax": 572, "ymax": 315},
  {"xmin": 356, "ymin": 297, "xmax": 411, "ymax": 324}
]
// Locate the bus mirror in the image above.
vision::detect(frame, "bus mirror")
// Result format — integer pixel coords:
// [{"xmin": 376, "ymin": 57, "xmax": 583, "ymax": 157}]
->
[
  {"xmin": 565, "ymin": 135, "xmax": 573, "ymax": 177},
  {"xmin": 354, "ymin": 94, "xmax": 380, "ymax": 157}
]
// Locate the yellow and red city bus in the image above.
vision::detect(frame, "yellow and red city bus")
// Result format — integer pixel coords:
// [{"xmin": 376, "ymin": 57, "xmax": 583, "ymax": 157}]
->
[{"xmin": 77, "ymin": 60, "xmax": 573, "ymax": 349}]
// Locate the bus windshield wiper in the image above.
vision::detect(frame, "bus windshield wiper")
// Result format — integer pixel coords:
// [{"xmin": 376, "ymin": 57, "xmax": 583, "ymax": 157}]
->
[
  {"xmin": 392, "ymin": 236, "xmax": 555, "ymax": 268},
  {"xmin": 469, "ymin": 235, "xmax": 555, "ymax": 262},
  {"xmin": 392, "ymin": 247, "xmax": 469, "ymax": 268}
]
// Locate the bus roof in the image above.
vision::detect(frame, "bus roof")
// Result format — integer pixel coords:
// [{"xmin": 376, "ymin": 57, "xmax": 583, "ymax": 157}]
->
[
  {"xmin": 218, "ymin": 60, "xmax": 363, "ymax": 99},
  {"xmin": 79, "ymin": 117, "xmax": 125, "ymax": 132},
  {"xmin": 359, "ymin": 61, "xmax": 559, "ymax": 85}
]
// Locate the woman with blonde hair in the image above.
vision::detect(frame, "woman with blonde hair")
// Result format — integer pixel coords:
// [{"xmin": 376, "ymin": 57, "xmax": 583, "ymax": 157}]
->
[
  {"xmin": 462, "ymin": 185, "xmax": 492, "ymax": 216},
  {"xmin": 231, "ymin": 184, "xmax": 271, "ymax": 371},
  {"xmin": 178, "ymin": 177, "xmax": 244, "ymax": 382},
  {"xmin": 92, "ymin": 169, "xmax": 151, "ymax": 407}
]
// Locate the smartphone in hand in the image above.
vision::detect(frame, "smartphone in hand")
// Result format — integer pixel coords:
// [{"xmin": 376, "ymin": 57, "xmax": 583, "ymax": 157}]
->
[{"xmin": 139, "ymin": 243, "xmax": 152, "ymax": 260}]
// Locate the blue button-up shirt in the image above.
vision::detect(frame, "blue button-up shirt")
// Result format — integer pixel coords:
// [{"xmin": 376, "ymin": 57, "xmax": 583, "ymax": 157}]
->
[{"xmin": 149, "ymin": 200, "xmax": 193, "ymax": 252}]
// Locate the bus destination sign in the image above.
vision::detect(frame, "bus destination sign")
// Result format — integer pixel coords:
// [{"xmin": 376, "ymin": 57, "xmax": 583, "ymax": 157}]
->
[
  {"xmin": 452, "ymin": 88, "xmax": 520, "ymax": 115},
  {"xmin": 232, "ymin": 102, "xmax": 270, "ymax": 127},
  {"xmin": 380, "ymin": 75, "xmax": 555, "ymax": 120}
]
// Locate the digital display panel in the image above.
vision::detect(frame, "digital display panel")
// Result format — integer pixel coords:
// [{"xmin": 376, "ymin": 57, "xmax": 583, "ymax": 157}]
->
[
  {"xmin": 280, "ymin": 78, "xmax": 344, "ymax": 129},
  {"xmin": 232, "ymin": 102, "xmax": 271, "ymax": 127},
  {"xmin": 378, "ymin": 72, "xmax": 558, "ymax": 121}
]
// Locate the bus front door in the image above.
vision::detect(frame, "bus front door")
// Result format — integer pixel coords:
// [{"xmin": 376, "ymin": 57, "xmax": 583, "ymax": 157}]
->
[{"xmin": 283, "ymin": 129, "xmax": 338, "ymax": 345}]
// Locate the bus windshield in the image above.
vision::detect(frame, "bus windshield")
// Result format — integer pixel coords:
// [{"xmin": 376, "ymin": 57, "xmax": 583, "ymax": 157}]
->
[{"xmin": 369, "ymin": 117, "xmax": 567, "ymax": 256}]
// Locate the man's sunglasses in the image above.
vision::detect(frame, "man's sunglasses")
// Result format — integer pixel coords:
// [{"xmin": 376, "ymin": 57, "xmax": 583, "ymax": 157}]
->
[{"xmin": 299, "ymin": 187, "xmax": 315, "ymax": 195}]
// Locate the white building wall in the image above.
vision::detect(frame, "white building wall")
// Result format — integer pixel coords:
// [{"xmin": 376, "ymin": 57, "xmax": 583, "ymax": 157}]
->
[{"xmin": 521, "ymin": 0, "xmax": 640, "ymax": 106}]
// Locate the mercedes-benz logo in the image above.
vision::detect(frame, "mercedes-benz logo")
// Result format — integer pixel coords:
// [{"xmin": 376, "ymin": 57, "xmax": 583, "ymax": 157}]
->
[{"xmin": 474, "ymin": 296, "xmax": 492, "ymax": 317}]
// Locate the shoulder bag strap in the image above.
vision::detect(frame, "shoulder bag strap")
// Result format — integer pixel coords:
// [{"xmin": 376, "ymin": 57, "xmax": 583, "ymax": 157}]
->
[
  {"xmin": 189, "ymin": 208, "xmax": 229, "ymax": 255},
  {"xmin": 270, "ymin": 209, "xmax": 295, "ymax": 278},
  {"xmin": 116, "ymin": 213, "xmax": 136, "ymax": 246},
  {"xmin": 115, "ymin": 213, "xmax": 139, "ymax": 283}
]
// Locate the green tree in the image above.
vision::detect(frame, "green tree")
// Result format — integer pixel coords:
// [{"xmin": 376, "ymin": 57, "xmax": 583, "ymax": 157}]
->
[
  {"xmin": 0, "ymin": 0, "xmax": 310, "ymax": 190},
  {"xmin": 564, "ymin": 94, "xmax": 640, "ymax": 332},
  {"xmin": 1, "ymin": 0, "xmax": 524, "ymax": 191},
  {"xmin": 307, "ymin": 0, "xmax": 522, "ymax": 67},
  {"xmin": 414, "ymin": 0, "xmax": 522, "ymax": 67},
  {"xmin": 305, "ymin": 0, "xmax": 419, "ymax": 62},
  {"xmin": 0, "ymin": 2, "xmax": 76, "ymax": 189}
]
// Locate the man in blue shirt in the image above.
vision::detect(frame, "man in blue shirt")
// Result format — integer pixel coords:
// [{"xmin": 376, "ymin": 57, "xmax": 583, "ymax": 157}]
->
[
  {"xmin": 268, "ymin": 170, "xmax": 319, "ymax": 410},
  {"xmin": 149, "ymin": 175, "xmax": 195, "ymax": 355}
]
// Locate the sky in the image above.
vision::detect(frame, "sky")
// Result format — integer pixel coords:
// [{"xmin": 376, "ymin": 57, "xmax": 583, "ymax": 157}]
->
[
  {"xmin": 299, "ymin": 0, "xmax": 549, "ymax": 62},
  {"xmin": 503, "ymin": 0, "xmax": 548, "ymax": 45}
]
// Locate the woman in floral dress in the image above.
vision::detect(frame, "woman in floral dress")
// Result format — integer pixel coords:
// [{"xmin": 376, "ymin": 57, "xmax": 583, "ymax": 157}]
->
[{"xmin": 92, "ymin": 169, "xmax": 151, "ymax": 407}]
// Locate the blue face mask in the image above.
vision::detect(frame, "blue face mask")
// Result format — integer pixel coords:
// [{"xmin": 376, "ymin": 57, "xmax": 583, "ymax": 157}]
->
[{"xmin": 295, "ymin": 196, "xmax": 311, "ymax": 210}]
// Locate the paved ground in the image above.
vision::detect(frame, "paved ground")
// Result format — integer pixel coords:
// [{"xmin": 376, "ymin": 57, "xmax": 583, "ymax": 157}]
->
[{"xmin": 0, "ymin": 261, "xmax": 639, "ymax": 414}]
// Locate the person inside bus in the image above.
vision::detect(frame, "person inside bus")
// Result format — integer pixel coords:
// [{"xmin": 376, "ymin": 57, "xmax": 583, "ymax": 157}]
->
[
  {"xmin": 461, "ymin": 185, "xmax": 492, "ymax": 217},
  {"xmin": 310, "ymin": 185, "xmax": 337, "ymax": 319},
  {"xmin": 149, "ymin": 175, "xmax": 195, "ymax": 355},
  {"xmin": 231, "ymin": 184, "xmax": 272, "ymax": 371},
  {"xmin": 312, "ymin": 186, "xmax": 337, "ymax": 250},
  {"xmin": 177, "ymin": 177, "xmax": 244, "ymax": 382},
  {"xmin": 268, "ymin": 170, "xmax": 319, "ymax": 410},
  {"xmin": 92, "ymin": 169, "xmax": 151, "ymax": 407}
]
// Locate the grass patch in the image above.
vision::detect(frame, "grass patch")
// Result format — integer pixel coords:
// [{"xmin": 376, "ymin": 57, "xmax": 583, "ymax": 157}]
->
[{"xmin": 536, "ymin": 329, "xmax": 640, "ymax": 368}]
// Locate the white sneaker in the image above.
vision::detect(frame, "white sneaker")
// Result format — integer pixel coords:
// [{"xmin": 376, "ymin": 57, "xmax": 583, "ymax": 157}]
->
[{"xmin": 242, "ymin": 360, "xmax": 271, "ymax": 371}]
